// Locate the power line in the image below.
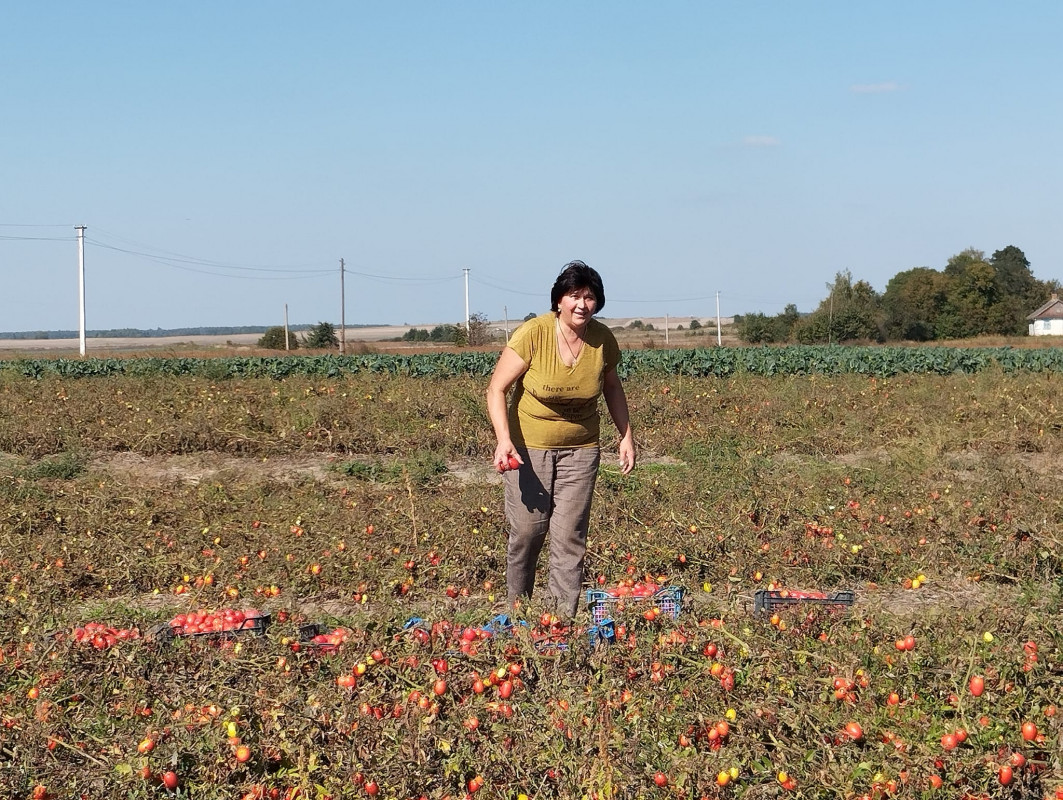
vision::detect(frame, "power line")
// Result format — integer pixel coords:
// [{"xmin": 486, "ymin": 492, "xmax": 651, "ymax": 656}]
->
[
  {"xmin": 87, "ymin": 228, "xmax": 460, "ymax": 284},
  {"xmin": 0, "ymin": 234, "xmax": 74, "ymax": 242},
  {"xmin": 476, "ymin": 269, "xmax": 718, "ymax": 303},
  {"xmin": 610, "ymin": 293, "xmax": 719, "ymax": 305},
  {"xmin": 86, "ymin": 239, "xmax": 334, "ymax": 276},
  {"xmin": 83, "ymin": 242, "xmax": 330, "ymax": 281},
  {"xmin": 345, "ymin": 269, "xmax": 458, "ymax": 284},
  {"xmin": 108, "ymin": 255, "xmax": 331, "ymax": 281},
  {"xmin": 469, "ymin": 274, "xmax": 544, "ymax": 298},
  {"xmin": 89, "ymin": 226, "xmax": 332, "ymax": 271}
]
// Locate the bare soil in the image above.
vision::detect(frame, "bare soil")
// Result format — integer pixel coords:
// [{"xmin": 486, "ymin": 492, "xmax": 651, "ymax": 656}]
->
[{"xmin": 64, "ymin": 448, "xmax": 1056, "ymax": 627}]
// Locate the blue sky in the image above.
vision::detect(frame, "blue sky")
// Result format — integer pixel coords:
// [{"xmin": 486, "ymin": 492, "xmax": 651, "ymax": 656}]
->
[{"xmin": 2, "ymin": 2, "xmax": 1060, "ymax": 331}]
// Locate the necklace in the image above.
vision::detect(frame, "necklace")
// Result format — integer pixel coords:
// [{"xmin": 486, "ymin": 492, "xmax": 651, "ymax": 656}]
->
[{"xmin": 556, "ymin": 317, "xmax": 584, "ymax": 367}]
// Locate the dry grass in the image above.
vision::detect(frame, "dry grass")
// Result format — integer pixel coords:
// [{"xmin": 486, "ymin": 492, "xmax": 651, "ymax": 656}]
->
[{"xmin": 1, "ymin": 370, "xmax": 1061, "ymax": 799}]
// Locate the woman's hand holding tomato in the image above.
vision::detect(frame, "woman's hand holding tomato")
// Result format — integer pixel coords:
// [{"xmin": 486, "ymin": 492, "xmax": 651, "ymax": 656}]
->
[{"xmin": 493, "ymin": 441, "xmax": 522, "ymax": 473}]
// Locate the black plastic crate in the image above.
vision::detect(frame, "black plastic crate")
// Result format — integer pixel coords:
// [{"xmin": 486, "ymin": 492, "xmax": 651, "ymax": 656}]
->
[
  {"xmin": 753, "ymin": 589, "xmax": 855, "ymax": 614},
  {"xmin": 296, "ymin": 623, "xmax": 350, "ymax": 654},
  {"xmin": 152, "ymin": 611, "xmax": 271, "ymax": 644}
]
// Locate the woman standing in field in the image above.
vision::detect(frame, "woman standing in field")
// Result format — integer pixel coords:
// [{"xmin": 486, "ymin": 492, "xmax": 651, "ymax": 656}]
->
[{"xmin": 486, "ymin": 261, "xmax": 635, "ymax": 617}]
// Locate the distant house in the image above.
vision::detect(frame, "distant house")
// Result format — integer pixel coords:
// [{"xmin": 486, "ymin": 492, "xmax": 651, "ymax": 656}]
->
[{"xmin": 1027, "ymin": 293, "xmax": 1063, "ymax": 336}]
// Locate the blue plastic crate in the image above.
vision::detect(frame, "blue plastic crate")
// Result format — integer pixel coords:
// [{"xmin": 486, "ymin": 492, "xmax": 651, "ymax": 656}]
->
[
  {"xmin": 586, "ymin": 586, "xmax": 684, "ymax": 626},
  {"xmin": 483, "ymin": 614, "xmax": 521, "ymax": 635},
  {"xmin": 588, "ymin": 618, "xmax": 616, "ymax": 646}
]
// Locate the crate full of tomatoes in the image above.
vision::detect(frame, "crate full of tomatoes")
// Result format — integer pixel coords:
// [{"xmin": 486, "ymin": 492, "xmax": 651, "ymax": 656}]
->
[
  {"xmin": 753, "ymin": 588, "xmax": 855, "ymax": 614},
  {"xmin": 586, "ymin": 581, "xmax": 684, "ymax": 626},
  {"xmin": 160, "ymin": 608, "xmax": 270, "ymax": 642}
]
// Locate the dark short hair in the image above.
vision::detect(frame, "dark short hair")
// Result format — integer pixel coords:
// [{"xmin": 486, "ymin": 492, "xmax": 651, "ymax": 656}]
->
[{"xmin": 550, "ymin": 260, "xmax": 606, "ymax": 313}]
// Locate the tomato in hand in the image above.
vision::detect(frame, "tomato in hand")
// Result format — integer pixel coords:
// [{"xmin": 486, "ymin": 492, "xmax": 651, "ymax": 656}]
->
[{"xmin": 497, "ymin": 455, "xmax": 521, "ymax": 472}]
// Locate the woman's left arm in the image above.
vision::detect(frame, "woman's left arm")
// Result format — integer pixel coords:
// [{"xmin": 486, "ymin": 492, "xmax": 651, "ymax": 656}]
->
[{"xmin": 602, "ymin": 366, "xmax": 635, "ymax": 474}]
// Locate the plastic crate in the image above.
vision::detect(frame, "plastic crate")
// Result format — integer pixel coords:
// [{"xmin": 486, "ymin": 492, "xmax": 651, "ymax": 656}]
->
[
  {"xmin": 402, "ymin": 616, "xmax": 427, "ymax": 633},
  {"xmin": 296, "ymin": 623, "xmax": 350, "ymax": 654},
  {"xmin": 402, "ymin": 614, "xmax": 531, "ymax": 655},
  {"xmin": 753, "ymin": 589, "xmax": 855, "ymax": 614},
  {"xmin": 588, "ymin": 618, "xmax": 616, "ymax": 647},
  {"xmin": 532, "ymin": 630, "xmax": 570, "ymax": 653},
  {"xmin": 482, "ymin": 614, "xmax": 520, "ymax": 636},
  {"xmin": 402, "ymin": 614, "xmax": 523, "ymax": 637},
  {"xmin": 586, "ymin": 586, "xmax": 684, "ymax": 626},
  {"xmin": 299, "ymin": 622, "xmax": 327, "ymax": 640},
  {"xmin": 151, "ymin": 612, "xmax": 271, "ymax": 644}
]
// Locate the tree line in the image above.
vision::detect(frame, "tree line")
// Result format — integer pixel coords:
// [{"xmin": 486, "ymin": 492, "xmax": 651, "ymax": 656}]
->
[{"xmin": 735, "ymin": 245, "xmax": 1060, "ymax": 344}]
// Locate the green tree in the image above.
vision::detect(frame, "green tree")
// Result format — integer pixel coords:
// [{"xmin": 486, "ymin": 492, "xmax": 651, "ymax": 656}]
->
[
  {"xmin": 989, "ymin": 246, "xmax": 1046, "ymax": 335},
  {"xmin": 402, "ymin": 328, "xmax": 431, "ymax": 342},
  {"xmin": 303, "ymin": 321, "xmax": 339, "ymax": 349},
  {"xmin": 882, "ymin": 267, "xmax": 948, "ymax": 341},
  {"xmin": 429, "ymin": 324, "xmax": 459, "ymax": 342},
  {"xmin": 777, "ymin": 304, "xmax": 800, "ymax": 339},
  {"xmin": 736, "ymin": 312, "xmax": 782, "ymax": 343},
  {"xmin": 258, "ymin": 326, "xmax": 299, "ymax": 350},
  {"xmin": 941, "ymin": 253, "xmax": 998, "ymax": 338},
  {"xmin": 793, "ymin": 271, "xmax": 883, "ymax": 343}
]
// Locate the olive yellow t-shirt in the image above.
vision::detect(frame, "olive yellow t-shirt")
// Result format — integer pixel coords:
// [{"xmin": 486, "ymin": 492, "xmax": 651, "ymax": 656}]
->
[{"xmin": 506, "ymin": 313, "xmax": 620, "ymax": 449}]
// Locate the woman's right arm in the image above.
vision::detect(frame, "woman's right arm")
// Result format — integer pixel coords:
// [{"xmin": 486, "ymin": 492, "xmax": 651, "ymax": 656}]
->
[{"xmin": 486, "ymin": 347, "xmax": 529, "ymax": 471}]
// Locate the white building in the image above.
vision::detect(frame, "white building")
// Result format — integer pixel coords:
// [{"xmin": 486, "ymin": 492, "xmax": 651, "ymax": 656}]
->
[{"xmin": 1027, "ymin": 293, "xmax": 1063, "ymax": 336}]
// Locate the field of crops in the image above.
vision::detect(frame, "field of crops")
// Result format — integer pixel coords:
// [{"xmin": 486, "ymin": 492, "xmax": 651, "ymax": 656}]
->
[{"xmin": 0, "ymin": 350, "xmax": 1061, "ymax": 800}]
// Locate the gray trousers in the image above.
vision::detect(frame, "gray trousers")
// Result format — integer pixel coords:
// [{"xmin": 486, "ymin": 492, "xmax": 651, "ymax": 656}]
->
[{"xmin": 504, "ymin": 446, "xmax": 600, "ymax": 617}]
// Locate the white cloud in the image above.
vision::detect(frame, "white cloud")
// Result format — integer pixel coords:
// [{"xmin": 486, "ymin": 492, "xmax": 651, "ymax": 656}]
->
[
  {"xmin": 850, "ymin": 81, "xmax": 901, "ymax": 94},
  {"xmin": 742, "ymin": 135, "xmax": 781, "ymax": 147}
]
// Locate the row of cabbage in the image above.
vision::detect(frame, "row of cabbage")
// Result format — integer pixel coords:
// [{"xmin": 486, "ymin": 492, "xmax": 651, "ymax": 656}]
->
[{"xmin": 2, "ymin": 346, "xmax": 1062, "ymax": 380}]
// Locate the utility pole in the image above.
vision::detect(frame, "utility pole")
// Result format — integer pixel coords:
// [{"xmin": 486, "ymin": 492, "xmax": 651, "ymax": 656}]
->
[
  {"xmin": 463, "ymin": 268, "xmax": 470, "ymax": 334},
  {"xmin": 339, "ymin": 258, "xmax": 346, "ymax": 354},
  {"xmin": 504, "ymin": 305, "xmax": 510, "ymax": 342},
  {"xmin": 284, "ymin": 303, "xmax": 290, "ymax": 352},
  {"xmin": 828, "ymin": 288, "xmax": 834, "ymax": 346},
  {"xmin": 75, "ymin": 225, "xmax": 87, "ymax": 357},
  {"xmin": 664, "ymin": 312, "xmax": 669, "ymax": 346},
  {"xmin": 716, "ymin": 291, "xmax": 722, "ymax": 346}
]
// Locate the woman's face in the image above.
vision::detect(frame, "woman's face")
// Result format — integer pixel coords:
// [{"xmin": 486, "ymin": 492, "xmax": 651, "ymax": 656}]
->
[{"xmin": 557, "ymin": 287, "xmax": 598, "ymax": 328}]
